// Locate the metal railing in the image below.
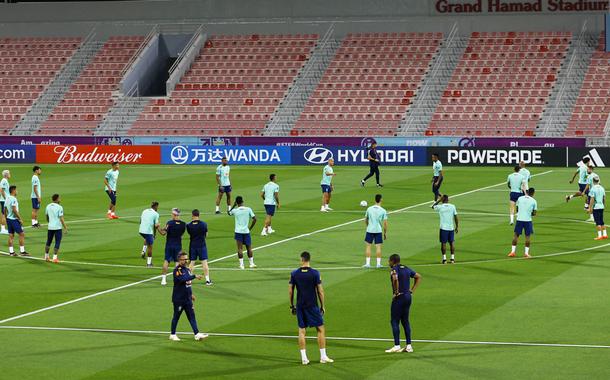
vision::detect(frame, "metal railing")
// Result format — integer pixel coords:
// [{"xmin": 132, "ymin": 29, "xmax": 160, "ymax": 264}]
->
[
  {"xmin": 120, "ymin": 24, "xmax": 159, "ymax": 78},
  {"xmin": 168, "ymin": 23, "xmax": 204, "ymax": 76},
  {"xmin": 539, "ymin": 20, "xmax": 588, "ymax": 136}
]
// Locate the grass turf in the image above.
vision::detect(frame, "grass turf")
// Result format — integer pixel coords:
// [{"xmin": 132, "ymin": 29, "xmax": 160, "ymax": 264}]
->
[{"xmin": 0, "ymin": 164, "xmax": 609, "ymax": 379}]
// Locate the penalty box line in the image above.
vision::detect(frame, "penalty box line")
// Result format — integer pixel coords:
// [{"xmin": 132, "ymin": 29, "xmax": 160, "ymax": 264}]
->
[
  {"xmin": 0, "ymin": 325, "xmax": 608, "ymax": 350},
  {"xmin": 0, "ymin": 171, "xmax": 554, "ymax": 326}
]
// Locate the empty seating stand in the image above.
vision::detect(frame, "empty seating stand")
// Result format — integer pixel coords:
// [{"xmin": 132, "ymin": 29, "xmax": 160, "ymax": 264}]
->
[
  {"xmin": 0, "ymin": 37, "xmax": 81, "ymax": 134},
  {"xmin": 294, "ymin": 32, "xmax": 442, "ymax": 136},
  {"xmin": 130, "ymin": 33, "xmax": 319, "ymax": 136},
  {"xmin": 37, "ymin": 36, "xmax": 145, "ymax": 135},
  {"xmin": 427, "ymin": 31, "xmax": 571, "ymax": 137},
  {"xmin": 565, "ymin": 33, "xmax": 610, "ymax": 137}
]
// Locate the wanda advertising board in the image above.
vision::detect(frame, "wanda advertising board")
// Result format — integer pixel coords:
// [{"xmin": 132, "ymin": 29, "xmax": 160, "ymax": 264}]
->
[{"xmin": 36, "ymin": 145, "xmax": 161, "ymax": 164}]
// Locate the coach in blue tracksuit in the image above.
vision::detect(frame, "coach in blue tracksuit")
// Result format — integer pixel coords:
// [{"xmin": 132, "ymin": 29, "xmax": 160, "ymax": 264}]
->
[
  {"xmin": 361, "ymin": 143, "xmax": 382, "ymax": 187},
  {"xmin": 169, "ymin": 252, "xmax": 207, "ymax": 342},
  {"xmin": 385, "ymin": 253, "xmax": 421, "ymax": 354}
]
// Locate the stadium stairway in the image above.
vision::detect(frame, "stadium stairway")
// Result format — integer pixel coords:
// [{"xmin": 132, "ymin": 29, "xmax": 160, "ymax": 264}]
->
[
  {"xmin": 10, "ymin": 34, "xmax": 105, "ymax": 136},
  {"xmin": 537, "ymin": 28, "xmax": 598, "ymax": 137},
  {"xmin": 263, "ymin": 26, "xmax": 341, "ymax": 136},
  {"xmin": 398, "ymin": 26, "xmax": 467, "ymax": 136},
  {"xmin": 94, "ymin": 96, "xmax": 151, "ymax": 135}
]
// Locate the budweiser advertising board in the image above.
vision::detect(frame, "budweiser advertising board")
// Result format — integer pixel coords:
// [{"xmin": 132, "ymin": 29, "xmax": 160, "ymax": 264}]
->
[{"xmin": 36, "ymin": 145, "xmax": 161, "ymax": 164}]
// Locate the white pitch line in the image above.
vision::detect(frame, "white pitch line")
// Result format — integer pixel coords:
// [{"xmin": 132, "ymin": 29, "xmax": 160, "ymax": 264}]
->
[
  {"xmin": 0, "ymin": 325, "xmax": 608, "ymax": 350},
  {"xmin": 0, "ymin": 171, "xmax": 554, "ymax": 325}
]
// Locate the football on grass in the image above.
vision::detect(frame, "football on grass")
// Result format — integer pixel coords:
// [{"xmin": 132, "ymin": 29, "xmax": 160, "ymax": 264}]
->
[{"xmin": 360, "ymin": 200, "xmax": 368, "ymax": 207}]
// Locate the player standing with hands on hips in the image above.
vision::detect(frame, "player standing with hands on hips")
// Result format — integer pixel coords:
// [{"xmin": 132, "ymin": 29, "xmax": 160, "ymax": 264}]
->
[
  {"xmin": 361, "ymin": 142, "xmax": 382, "ymax": 188},
  {"xmin": 320, "ymin": 158, "xmax": 336, "ymax": 212}
]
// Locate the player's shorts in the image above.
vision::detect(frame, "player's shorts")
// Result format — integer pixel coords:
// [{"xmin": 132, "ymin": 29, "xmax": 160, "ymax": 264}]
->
[
  {"xmin": 514, "ymin": 220, "xmax": 534, "ymax": 236},
  {"xmin": 321, "ymin": 184, "xmax": 332, "ymax": 193},
  {"xmin": 234, "ymin": 232, "xmax": 252, "ymax": 246},
  {"xmin": 106, "ymin": 190, "xmax": 117, "ymax": 205},
  {"xmin": 164, "ymin": 244, "xmax": 182, "ymax": 262},
  {"xmin": 439, "ymin": 229, "xmax": 455, "ymax": 244},
  {"xmin": 189, "ymin": 246, "xmax": 208, "ymax": 261},
  {"xmin": 139, "ymin": 233, "xmax": 154, "ymax": 246},
  {"xmin": 46, "ymin": 229, "xmax": 62, "ymax": 249},
  {"xmin": 593, "ymin": 209, "xmax": 605, "ymax": 226},
  {"xmin": 510, "ymin": 191, "xmax": 524, "ymax": 203},
  {"xmin": 391, "ymin": 293, "xmax": 412, "ymax": 321},
  {"xmin": 264, "ymin": 204, "xmax": 276, "ymax": 216},
  {"xmin": 31, "ymin": 198, "xmax": 40, "ymax": 210},
  {"xmin": 579, "ymin": 183, "xmax": 587, "ymax": 193},
  {"xmin": 219, "ymin": 185, "xmax": 232, "ymax": 193},
  {"xmin": 7, "ymin": 219, "xmax": 23, "ymax": 234},
  {"xmin": 296, "ymin": 306, "xmax": 324, "ymax": 328},
  {"xmin": 432, "ymin": 176, "xmax": 443, "ymax": 193},
  {"xmin": 364, "ymin": 232, "xmax": 383, "ymax": 244}
]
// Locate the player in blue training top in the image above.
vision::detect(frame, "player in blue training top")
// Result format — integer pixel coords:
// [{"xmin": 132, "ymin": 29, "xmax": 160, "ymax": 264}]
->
[
  {"xmin": 360, "ymin": 142, "xmax": 382, "ymax": 188},
  {"xmin": 385, "ymin": 253, "xmax": 421, "ymax": 353},
  {"xmin": 229, "ymin": 196, "xmax": 257, "ymax": 269},
  {"xmin": 432, "ymin": 194, "xmax": 459, "ymax": 264},
  {"xmin": 187, "ymin": 209, "xmax": 212, "ymax": 286},
  {"xmin": 588, "ymin": 175, "xmax": 607, "ymax": 240},
  {"xmin": 509, "ymin": 188, "xmax": 537, "ymax": 258},
  {"xmin": 168, "ymin": 252, "xmax": 208, "ymax": 342},
  {"xmin": 566, "ymin": 157, "xmax": 591, "ymax": 211},
  {"xmin": 431, "ymin": 153, "xmax": 444, "ymax": 204},
  {"xmin": 161, "ymin": 208, "xmax": 186, "ymax": 285},
  {"xmin": 30, "ymin": 166, "xmax": 42, "ymax": 228},
  {"xmin": 215, "ymin": 157, "xmax": 232, "ymax": 214},
  {"xmin": 104, "ymin": 161, "xmax": 120, "ymax": 219},
  {"xmin": 289, "ymin": 251, "xmax": 333, "ymax": 365}
]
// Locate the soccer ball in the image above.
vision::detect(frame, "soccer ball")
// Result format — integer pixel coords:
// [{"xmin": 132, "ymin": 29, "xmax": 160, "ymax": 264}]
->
[{"xmin": 360, "ymin": 200, "xmax": 368, "ymax": 207}]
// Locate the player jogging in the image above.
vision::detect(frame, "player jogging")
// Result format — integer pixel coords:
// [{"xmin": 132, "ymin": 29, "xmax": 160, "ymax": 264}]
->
[
  {"xmin": 431, "ymin": 153, "xmax": 443, "ymax": 204},
  {"xmin": 583, "ymin": 166, "xmax": 597, "ymax": 222},
  {"xmin": 385, "ymin": 253, "xmax": 421, "ymax": 353},
  {"xmin": 360, "ymin": 142, "xmax": 382, "ymax": 187},
  {"xmin": 168, "ymin": 252, "xmax": 208, "ymax": 342},
  {"xmin": 139, "ymin": 202, "xmax": 165, "ymax": 268},
  {"xmin": 508, "ymin": 188, "xmax": 537, "ymax": 258},
  {"xmin": 507, "ymin": 165, "xmax": 526, "ymax": 225},
  {"xmin": 4, "ymin": 185, "xmax": 28, "ymax": 256},
  {"xmin": 215, "ymin": 157, "xmax": 231, "ymax": 214},
  {"xmin": 519, "ymin": 161, "xmax": 531, "ymax": 190},
  {"xmin": 566, "ymin": 157, "xmax": 591, "ymax": 210},
  {"xmin": 44, "ymin": 194, "xmax": 67, "ymax": 263},
  {"xmin": 289, "ymin": 251, "xmax": 333, "ymax": 365},
  {"xmin": 0, "ymin": 169, "xmax": 10, "ymax": 235},
  {"xmin": 187, "ymin": 209, "xmax": 212, "ymax": 285},
  {"xmin": 31, "ymin": 166, "xmax": 42, "ymax": 227},
  {"xmin": 161, "ymin": 208, "xmax": 186, "ymax": 285},
  {"xmin": 363, "ymin": 194, "xmax": 388, "ymax": 269},
  {"xmin": 588, "ymin": 175, "xmax": 607, "ymax": 240},
  {"xmin": 229, "ymin": 196, "xmax": 257, "ymax": 269},
  {"xmin": 432, "ymin": 194, "xmax": 458, "ymax": 264},
  {"xmin": 260, "ymin": 174, "xmax": 280, "ymax": 236},
  {"xmin": 320, "ymin": 158, "xmax": 336, "ymax": 212},
  {"xmin": 104, "ymin": 162, "xmax": 120, "ymax": 219}
]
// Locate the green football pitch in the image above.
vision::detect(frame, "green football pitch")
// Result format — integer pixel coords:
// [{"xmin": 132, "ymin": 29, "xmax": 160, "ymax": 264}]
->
[{"xmin": 1, "ymin": 164, "xmax": 609, "ymax": 379}]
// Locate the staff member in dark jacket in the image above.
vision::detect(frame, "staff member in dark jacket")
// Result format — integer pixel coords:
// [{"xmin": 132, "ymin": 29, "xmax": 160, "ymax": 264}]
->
[
  {"xmin": 361, "ymin": 143, "xmax": 382, "ymax": 187},
  {"xmin": 169, "ymin": 252, "xmax": 208, "ymax": 342}
]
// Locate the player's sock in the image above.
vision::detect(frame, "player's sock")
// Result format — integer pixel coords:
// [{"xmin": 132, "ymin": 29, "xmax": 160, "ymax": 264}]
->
[
  {"xmin": 107, "ymin": 210, "xmax": 111, "ymax": 214},
  {"xmin": 248, "ymin": 257, "xmax": 255, "ymax": 265},
  {"xmin": 111, "ymin": 212, "xmax": 116, "ymax": 217},
  {"xmin": 365, "ymin": 257, "xmax": 371, "ymax": 266},
  {"xmin": 451, "ymin": 254, "xmax": 455, "ymax": 261},
  {"xmin": 511, "ymin": 245, "xmax": 516, "ymax": 254},
  {"xmin": 525, "ymin": 247, "xmax": 530, "ymax": 255},
  {"xmin": 31, "ymin": 219, "xmax": 36, "ymax": 226},
  {"xmin": 300, "ymin": 349, "xmax": 308, "ymax": 361},
  {"xmin": 52, "ymin": 254, "xmax": 57, "ymax": 261},
  {"xmin": 215, "ymin": 206, "xmax": 220, "ymax": 212},
  {"xmin": 376, "ymin": 257, "xmax": 381, "ymax": 267},
  {"xmin": 8, "ymin": 246, "xmax": 14, "ymax": 254},
  {"xmin": 603, "ymin": 230, "xmax": 608, "ymax": 237},
  {"xmin": 598, "ymin": 230, "xmax": 602, "ymax": 238},
  {"xmin": 147, "ymin": 256, "xmax": 152, "ymax": 265},
  {"xmin": 509, "ymin": 214, "xmax": 514, "ymax": 224},
  {"xmin": 442, "ymin": 254, "xmax": 447, "ymax": 261},
  {"xmin": 19, "ymin": 246, "xmax": 25, "ymax": 253},
  {"xmin": 142, "ymin": 245, "xmax": 147, "ymax": 254},
  {"xmin": 44, "ymin": 253, "xmax": 49, "ymax": 259},
  {"xmin": 320, "ymin": 348, "xmax": 327, "ymax": 358},
  {"xmin": 584, "ymin": 203, "xmax": 588, "ymax": 208},
  {"xmin": 239, "ymin": 258, "xmax": 244, "ymax": 267},
  {"xmin": 205, "ymin": 275, "xmax": 210, "ymax": 282}
]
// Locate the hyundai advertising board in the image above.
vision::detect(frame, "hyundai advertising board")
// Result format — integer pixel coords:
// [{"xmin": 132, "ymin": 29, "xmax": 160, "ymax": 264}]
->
[{"xmin": 291, "ymin": 146, "xmax": 427, "ymax": 166}]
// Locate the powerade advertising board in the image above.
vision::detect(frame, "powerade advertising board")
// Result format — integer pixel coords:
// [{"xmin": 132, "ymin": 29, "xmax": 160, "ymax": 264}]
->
[
  {"xmin": 429, "ymin": 147, "xmax": 566, "ymax": 166},
  {"xmin": 291, "ymin": 146, "xmax": 427, "ymax": 166},
  {"xmin": 161, "ymin": 145, "xmax": 291, "ymax": 165}
]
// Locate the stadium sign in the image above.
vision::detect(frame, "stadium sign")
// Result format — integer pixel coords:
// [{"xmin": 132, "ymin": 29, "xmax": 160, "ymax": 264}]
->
[
  {"xmin": 161, "ymin": 145, "xmax": 291, "ymax": 165},
  {"xmin": 434, "ymin": 0, "xmax": 609, "ymax": 13},
  {"xmin": 432, "ymin": 148, "xmax": 565, "ymax": 166},
  {"xmin": 36, "ymin": 145, "xmax": 161, "ymax": 164},
  {"xmin": 0, "ymin": 145, "xmax": 36, "ymax": 163},
  {"xmin": 292, "ymin": 146, "xmax": 427, "ymax": 166}
]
